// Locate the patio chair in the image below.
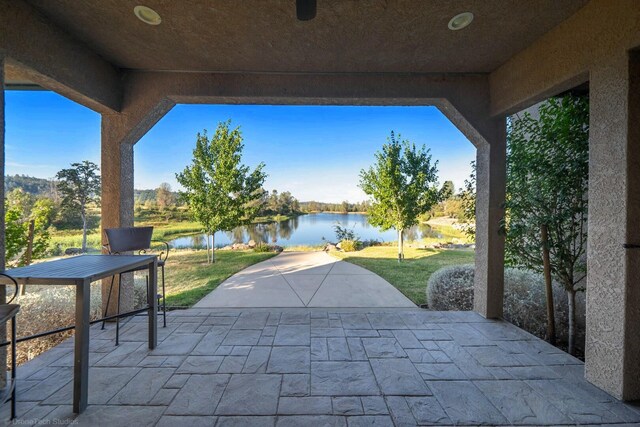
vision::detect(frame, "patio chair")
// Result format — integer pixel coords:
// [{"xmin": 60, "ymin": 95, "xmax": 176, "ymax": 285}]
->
[
  {"xmin": 102, "ymin": 226, "xmax": 169, "ymax": 345},
  {"xmin": 0, "ymin": 274, "xmax": 20, "ymax": 420}
]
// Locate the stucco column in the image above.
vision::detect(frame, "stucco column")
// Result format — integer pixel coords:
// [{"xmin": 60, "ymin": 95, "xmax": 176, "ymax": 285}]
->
[
  {"xmin": 585, "ymin": 51, "xmax": 640, "ymax": 401},
  {"xmin": 473, "ymin": 119, "xmax": 506, "ymax": 319},
  {"xmin": 0, "ymin": 54, "xmax": 7, "ymax": 385},
  {"xmin": 101, "ymin": 115, "xmax": 135, "ymax": 315}
]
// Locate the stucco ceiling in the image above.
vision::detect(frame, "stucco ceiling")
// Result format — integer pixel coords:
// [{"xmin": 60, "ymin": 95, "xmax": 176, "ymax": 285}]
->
[{"xmin": 25, "ymin": 0, "xmax": 588, "ymax": 74}]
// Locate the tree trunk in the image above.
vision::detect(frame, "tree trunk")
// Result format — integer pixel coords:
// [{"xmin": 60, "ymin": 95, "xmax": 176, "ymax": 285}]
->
[
  {"xmin": 398, "ymin": 229, "xmax": 404, "ymax": 262},
  {"xmin": 81, "ymin": 211, "xmax": 87, "ymax": 253},
  {"xmin": 205, "ymin": 231, "xmax": 210, "ymax": 263},
  {"xmin": 567, "ymin": 289, "xmax": 576, "ymax": 356},
  {"xmin": 540, "ymin": 224, "xmax": 556, "ymax": 345},
  {"xmin": 211, "ymin": 233, "xmax": 216, "ymax": 263},
  {"xmin": 21, "ymin": 219, "xmax": 35, "ymax": 295}
]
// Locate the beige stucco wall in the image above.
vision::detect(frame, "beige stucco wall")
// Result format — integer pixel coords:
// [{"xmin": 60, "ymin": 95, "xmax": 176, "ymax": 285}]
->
[{"xmin": 585, "ymin": 51, "xmax": 640, "ymax": 401}]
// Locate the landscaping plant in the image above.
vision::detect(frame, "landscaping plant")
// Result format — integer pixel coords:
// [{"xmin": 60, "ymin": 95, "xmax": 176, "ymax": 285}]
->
[
  {"xmin": 177, "ymin": 120, "xmax": 267, "ymax": 263},
  {"xmin": 55, "ymin": 160, "xmax": 101, "ymax": 253},
  {"xmin": 359, "ymin": 131, "xmax": 440, "ymax": 262},
  {"xmin": 505, "ymin": 95, "xmax": 589, "ymax": 355}
]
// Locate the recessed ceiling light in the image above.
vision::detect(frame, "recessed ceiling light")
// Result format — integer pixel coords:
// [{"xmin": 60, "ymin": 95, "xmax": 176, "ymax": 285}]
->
[
  {"xmin": 134, "ymin": 5, "xmax": 162, "ymax": 26},
  {"xmin": 448, "ymin": 12, "xmax": 473, "ymax": 30}
]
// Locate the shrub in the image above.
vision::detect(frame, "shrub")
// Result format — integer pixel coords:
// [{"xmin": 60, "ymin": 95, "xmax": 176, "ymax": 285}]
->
[
  {"xmin": 334, "ymin": 223, "xmax": 358, "ymax": 242},
  {"xmin": 339, "ymin": 239, "xmax": 359, "ymax": 252},
  {"xmin": 9, "ymin": 284, "xmax": 103, "ymax": 366},
  {"xmin": 426, "ymin": 264, "xmax": 584, "ymax": 352},
  {"xmin": 254, "ymin": 243, "xmax": 271, "ymax": 253},
  {"xmin": 426, "ymin": 264, "xmax": 474, "ymax": 311}
]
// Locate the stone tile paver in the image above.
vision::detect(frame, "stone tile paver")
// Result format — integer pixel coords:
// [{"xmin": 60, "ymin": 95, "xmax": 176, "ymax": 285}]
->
[
  {"xmin": 216, "ymin": 374, "xmax": 281, "ymax": 415},
  {"xmin": 166, "ymin": 374, "xmax": 229, "ymax": 415},
  {"xmin": 278, "ymin": 396, "xmax": 332, "ymax": 414},
  {"xmin": 311, "ymin": 362, "xmax": 379, "ymax": 396},
  {"xmin": 369, "ymin": 358, "xmax": 431, "ymax": 396},
  {"xmin": 267, "ymin": 346, "xmax": 310, "ymax": 373}
]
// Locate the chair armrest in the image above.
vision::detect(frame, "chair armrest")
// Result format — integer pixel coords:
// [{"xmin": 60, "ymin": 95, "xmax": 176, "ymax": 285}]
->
[
  {"xmin": 0, "ymin": 274, "xmax": 19, "ymax": 304},
  {"xmin": 151, "ymin": 240, "xmax": 170, "ymax": 262}
]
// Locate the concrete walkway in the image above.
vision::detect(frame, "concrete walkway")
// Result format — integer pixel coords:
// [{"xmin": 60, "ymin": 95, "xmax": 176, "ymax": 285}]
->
[{"xmin": 194, "ymin": 251, "xmax": 416, "ymax": 308}]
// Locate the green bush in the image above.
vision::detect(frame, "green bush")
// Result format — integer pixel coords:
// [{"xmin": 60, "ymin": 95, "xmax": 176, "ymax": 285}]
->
[
  {"xmin": 254, "ymin": 243, "xmax": 271, "ymax": 253},
  {"xmin": 426, "ymin": 264, "xmax": 584, "ymax": 350},
  {"xmin": 426, "ymin": 264, "xmax": 474, "ymax": 311},
  {"xmin": 339, "ymin": 239, "xmax": 359, "ymax": 252}
]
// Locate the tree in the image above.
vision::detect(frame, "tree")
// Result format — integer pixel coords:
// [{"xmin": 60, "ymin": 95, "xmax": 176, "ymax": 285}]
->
[
  {"xmin": 459, "ymin": 161, "xmax": 476, "ymax": 238},
  {"xmin": 156, "ymin": 182, "xmax": 175, "ymax": 211},
  {"xmin": 505, "ymin": 95, "xmax": 589, "ymax": 355},
  {"xmin": 439, "ymin": 180, "xmax": 455, "ymax": 200},
  {"xmin": 359, "ymin": 131, "xmax": 440, "ymax": 261},
  {"xmin": 5, "ymin": 189, "xmax": 54, "ymax": 265},
  {"xmin": 176, "ymin": 120, "xmax": 267, "ymax": 263},
  {"xmin": 56, "ymin": 161, "xmax": 101, "ymax": 253}
]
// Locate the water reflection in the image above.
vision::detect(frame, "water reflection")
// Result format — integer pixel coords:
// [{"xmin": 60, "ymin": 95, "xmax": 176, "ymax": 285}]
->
[{"xmin": 168, "ymin": 213, "xmax": 442, "ymax": 249}]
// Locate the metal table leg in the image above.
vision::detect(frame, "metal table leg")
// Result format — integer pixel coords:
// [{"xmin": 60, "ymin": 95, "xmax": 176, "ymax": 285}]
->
[
  {"xmin": 73, "ymin": 279, "xmax": 90, "ymax": 413},
  {"xmin": 148, "ymin": 258, "xmax": 158, "ymax": 349}
]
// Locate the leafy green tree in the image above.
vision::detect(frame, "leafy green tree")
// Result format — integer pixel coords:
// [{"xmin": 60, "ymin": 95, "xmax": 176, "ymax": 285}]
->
[
  {"xmin": 505, "ymin": 95, "xmax": 589, "ymax": 355},
  {"xmin": 4, "ymin": 190, "xmax": 54, "ymax": 265},
  {"xmin": 5, "ymin": 204, "xmax": 28, "ymax": 261},
  {"xmin": 359, "ymin": 131, "xmax": 440, "ymax": 261},
  {"xmin": 29, "ymin": 198, "xmax": 54, "ymax": 261},
  {"xmin": 439, "ymin": 180, "xmax": 455, "ymax": 200},
  {"xmin": 176, "ymin": 120, "xmax": 267, "ymax": 263},
  {"xmin": 56, "ymin": 161, "xmax": 101, "ymax": 253},
  {"xmin": 459, "ymin": 161, "xmax": 476, "ymax": 238}
]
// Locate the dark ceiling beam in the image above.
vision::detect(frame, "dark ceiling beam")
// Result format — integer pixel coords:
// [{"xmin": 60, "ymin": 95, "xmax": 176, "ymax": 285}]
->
[{"xmin": 0, "ymin": 0, "xmax": 122, "ymax": 113}]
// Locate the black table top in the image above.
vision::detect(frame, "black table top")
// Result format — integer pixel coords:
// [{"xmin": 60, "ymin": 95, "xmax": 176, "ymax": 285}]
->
[{"xmin": 0, "ymin": 254, "xmax": 157, "ymax": 284}]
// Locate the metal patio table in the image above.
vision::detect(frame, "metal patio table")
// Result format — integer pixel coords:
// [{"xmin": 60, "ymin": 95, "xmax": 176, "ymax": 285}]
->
[{"xmin": 1, "ymin": 255, "xmax": 158, "ymax": 413}]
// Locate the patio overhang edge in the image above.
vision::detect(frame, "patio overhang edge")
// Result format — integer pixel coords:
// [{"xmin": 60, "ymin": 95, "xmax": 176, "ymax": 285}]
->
[
  {"xmin": 0, "ymin": 0, "xmax": 122, "ymax": 114},
  {"xmin": 489, "ymin": 0, "xmax": 640, "ymax": 116}
]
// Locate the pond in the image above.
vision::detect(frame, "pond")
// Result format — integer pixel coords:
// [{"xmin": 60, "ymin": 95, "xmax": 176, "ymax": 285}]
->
[{"xmin": 168, "ymin": 212, "xmax": 445, "ymax": 249}]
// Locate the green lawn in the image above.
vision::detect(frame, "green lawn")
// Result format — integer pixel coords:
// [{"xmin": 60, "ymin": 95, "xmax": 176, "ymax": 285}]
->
[
  {"xmin": 163, "ymin": 249, "xmax": 277, "ymax": 307},
  {"xmin": 331, "ymin": 245, "xmax": 474, "ymax": 306}
]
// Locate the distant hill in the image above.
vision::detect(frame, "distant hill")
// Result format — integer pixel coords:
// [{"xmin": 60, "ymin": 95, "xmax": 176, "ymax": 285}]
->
[
  {"xmin": 5, "ymin": 174, "xmax": 181, "ymax": 204},
  {"xmin": 5, "ymin": 175, "xmax": 55, "ymax": 197}
]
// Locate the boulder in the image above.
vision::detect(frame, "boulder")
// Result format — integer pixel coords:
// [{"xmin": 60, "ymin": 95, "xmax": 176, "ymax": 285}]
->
[
  {"xmin": 247, "ymin": 240, "xmax": 257, "ymax": 248},
  {"xmin": 324, "ymin": 243, "xmax": 338, "ymax": 252},
  {"xmin": 64, "ymin": 247, "xmax": 82, "ymax": 256}
]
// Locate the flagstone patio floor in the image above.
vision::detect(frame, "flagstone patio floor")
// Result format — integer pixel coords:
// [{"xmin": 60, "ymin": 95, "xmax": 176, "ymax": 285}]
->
[{"xmin": 5, "ymin": 308, "xmax": 640, "ymax": 426}]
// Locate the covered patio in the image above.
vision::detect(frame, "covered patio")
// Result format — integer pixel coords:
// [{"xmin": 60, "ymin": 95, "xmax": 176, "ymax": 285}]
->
[{"xmin": 1, "ymin": 0, "xmax": 640, "ymax": 424}]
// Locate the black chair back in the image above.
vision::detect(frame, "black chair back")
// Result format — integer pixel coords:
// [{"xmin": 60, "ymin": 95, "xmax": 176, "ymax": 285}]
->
[{"xmin": 105, "ymin": 227, "xmax": 154, "ymax": 253}]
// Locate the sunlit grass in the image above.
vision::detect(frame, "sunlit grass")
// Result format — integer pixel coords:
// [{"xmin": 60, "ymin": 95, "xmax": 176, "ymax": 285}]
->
[
  {"xmin": 49, "ymin": 221, "xmax": 204, "ymax": 252},
  {"xmin": 331, "ymin": 245, "xmax": 474, "ymax": 306}
]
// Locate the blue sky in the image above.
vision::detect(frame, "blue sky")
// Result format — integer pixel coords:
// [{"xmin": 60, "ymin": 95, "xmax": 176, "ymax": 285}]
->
[{"xmin": 5, "ymin": 91, "xmax": 475, "ymax": 202}]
